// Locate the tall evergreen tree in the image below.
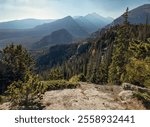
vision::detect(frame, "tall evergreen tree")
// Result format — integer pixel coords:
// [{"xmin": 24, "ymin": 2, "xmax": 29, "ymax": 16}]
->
[
  {"xmin": 0, "ymin": 44, "xmax": 34, "ymax": 93},
  {"xmin": 108, "ymin": 8, "xmax": 131, "ymax": 85},
  {"xmin": 123, "ymin": 7, "xmax": 129, "ymax": 25},
  {"xmin": 0, "ymin": 44, "xmax": 44, "ymax": 109},
  {"xmin": 108, "ymin": 29, "xmax": 130, "ymax": 84}
]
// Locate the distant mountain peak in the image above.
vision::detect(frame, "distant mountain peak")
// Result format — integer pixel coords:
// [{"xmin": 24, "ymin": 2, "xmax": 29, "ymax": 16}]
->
[
  {"xmin": 84, "ymin": 12, "xmax": 113, "ymax": 28},
  {"xmin": 58, "ymin": 16, "xmax": 77, "ymax": 23},
  {"xmin": 62, "ymin": 16, "xmax": 73, "ymax": 20},
  {"xmin": 92, "ymin": 12, "xmax": 101, "ymax": 16},
  {"xmin": 86, "ymin": 12, "xmax": 102, "ymax": 17}
]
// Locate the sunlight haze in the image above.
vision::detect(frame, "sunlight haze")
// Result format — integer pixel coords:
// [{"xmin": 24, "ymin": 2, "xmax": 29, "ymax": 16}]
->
[{"xmin": 0, "ymin": 0, "xmax": 150, "ymax": 21}]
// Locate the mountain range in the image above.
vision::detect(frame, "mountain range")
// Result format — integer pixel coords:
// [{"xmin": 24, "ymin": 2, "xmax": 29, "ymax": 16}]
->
[
  {"xmin": 0, "ymin": 4, "xmax": 150, "ymax": 50},
  {"xmin": 0, "ymin": 13, "xmax": 113, "ymax": 49},
  {"xmin": 0, "ymin": 19, "xmax": 55, "ymax": 29}
]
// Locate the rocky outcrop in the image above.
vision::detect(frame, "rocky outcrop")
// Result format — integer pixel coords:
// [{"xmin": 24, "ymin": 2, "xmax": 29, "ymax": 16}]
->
[
  {"xmin": 42, "ymin": 82, "xmax": 145, "ymax": 110},
  {"xmin": 118, "ymin": 90, "xmax": 134, "ymax": 101},
  {"xmin": 0, "ymin": 102, "xmax": 11, "ymax": 110},
  {"xmin": 122, "ymin": 83, "xmax": 150, "ymax": 94},
  {"xmin": 76, "ymin": 41, "xmax": 92, "ymax": 55},
  {"xmin": 120, "ymin": 83, "xmax": 150, "ymax": 109}
]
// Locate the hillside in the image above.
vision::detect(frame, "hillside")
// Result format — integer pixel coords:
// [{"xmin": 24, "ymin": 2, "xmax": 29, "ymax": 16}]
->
[
  {"xmin": 33, "ymin": 29, "xmax": 74, "ymax": 49},
  {"xmin": 111, "ymin": 4, "xmax": 150, "ymax": 25},
  {"xmin": 36, "ymin": 25, "xmax": 115, "ymax": 70},
  {"xmin": 37, "ymin": 43, "xmax": 78, "ymax": 70}
]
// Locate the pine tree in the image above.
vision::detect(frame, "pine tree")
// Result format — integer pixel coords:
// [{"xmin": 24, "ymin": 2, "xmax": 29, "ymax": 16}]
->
[
  {"xmin": 123, "ymin": 7, "xmax": 129, "ymax": 25},
  {"xmin": 6, "ymin": 73, "xmax": 44, "ymax": 109},
  {"xmin": 0, "ymin": 44, "xmax": 34, "ymax": 93},
  {"xmin": 108, "ymin": 8, "xmax": 130, "ymax": 85},
  {"xmin": 144, "ymin": 14, "xmax": 149, "ymax": 41},
  {"xmin": 1, "ymin": 44, "xmax": 44, "ymax": 109},
  {"xmin": 108, "ymin": 26, "xmax": 129, "ymax": 85}
]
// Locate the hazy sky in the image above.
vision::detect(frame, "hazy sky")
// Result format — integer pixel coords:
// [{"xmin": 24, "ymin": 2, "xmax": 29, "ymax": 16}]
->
[{"xmin": 0, "ymin": 0, "xmax": 150, "ymax": 21}]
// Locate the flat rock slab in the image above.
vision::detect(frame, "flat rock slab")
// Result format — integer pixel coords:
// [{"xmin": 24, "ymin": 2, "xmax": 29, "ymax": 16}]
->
[
  {"xmin": 42, "ymin": 82, "xmax": 145, "ymax": 110},
  {"xmin": 0, "ymin": 102, "xmax": 11, "ymax": 110}
]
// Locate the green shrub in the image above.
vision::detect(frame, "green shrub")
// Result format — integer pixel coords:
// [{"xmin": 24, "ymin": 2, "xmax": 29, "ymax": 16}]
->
[
  {"xmin": 48, "ymin": 68, "xmax": 64, "ymax": 80},
  {"xmin": 121, "ymin": 40, "xmax": 150, "ymax": 88},
  {"xmin": 6, "ymin": 75, "xmax": 44, "ymax": 110},
  {"xmin": 42, "ymin": 80, "xmax": 80, "ymax": 91},
  {"xmin": 134, "ymin": 92, "xmax": 150, "ymax": 109},
  {"xmin": 122, "ymin": 58, "xmax": 150, "ymax": 88},
  {"xmin": 69, "ymin": 73, "xmax": 86, "ymax": 82},
  {"xmin": 0, "ymin": 95, "xmax": 8, "ymax": 104}
]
